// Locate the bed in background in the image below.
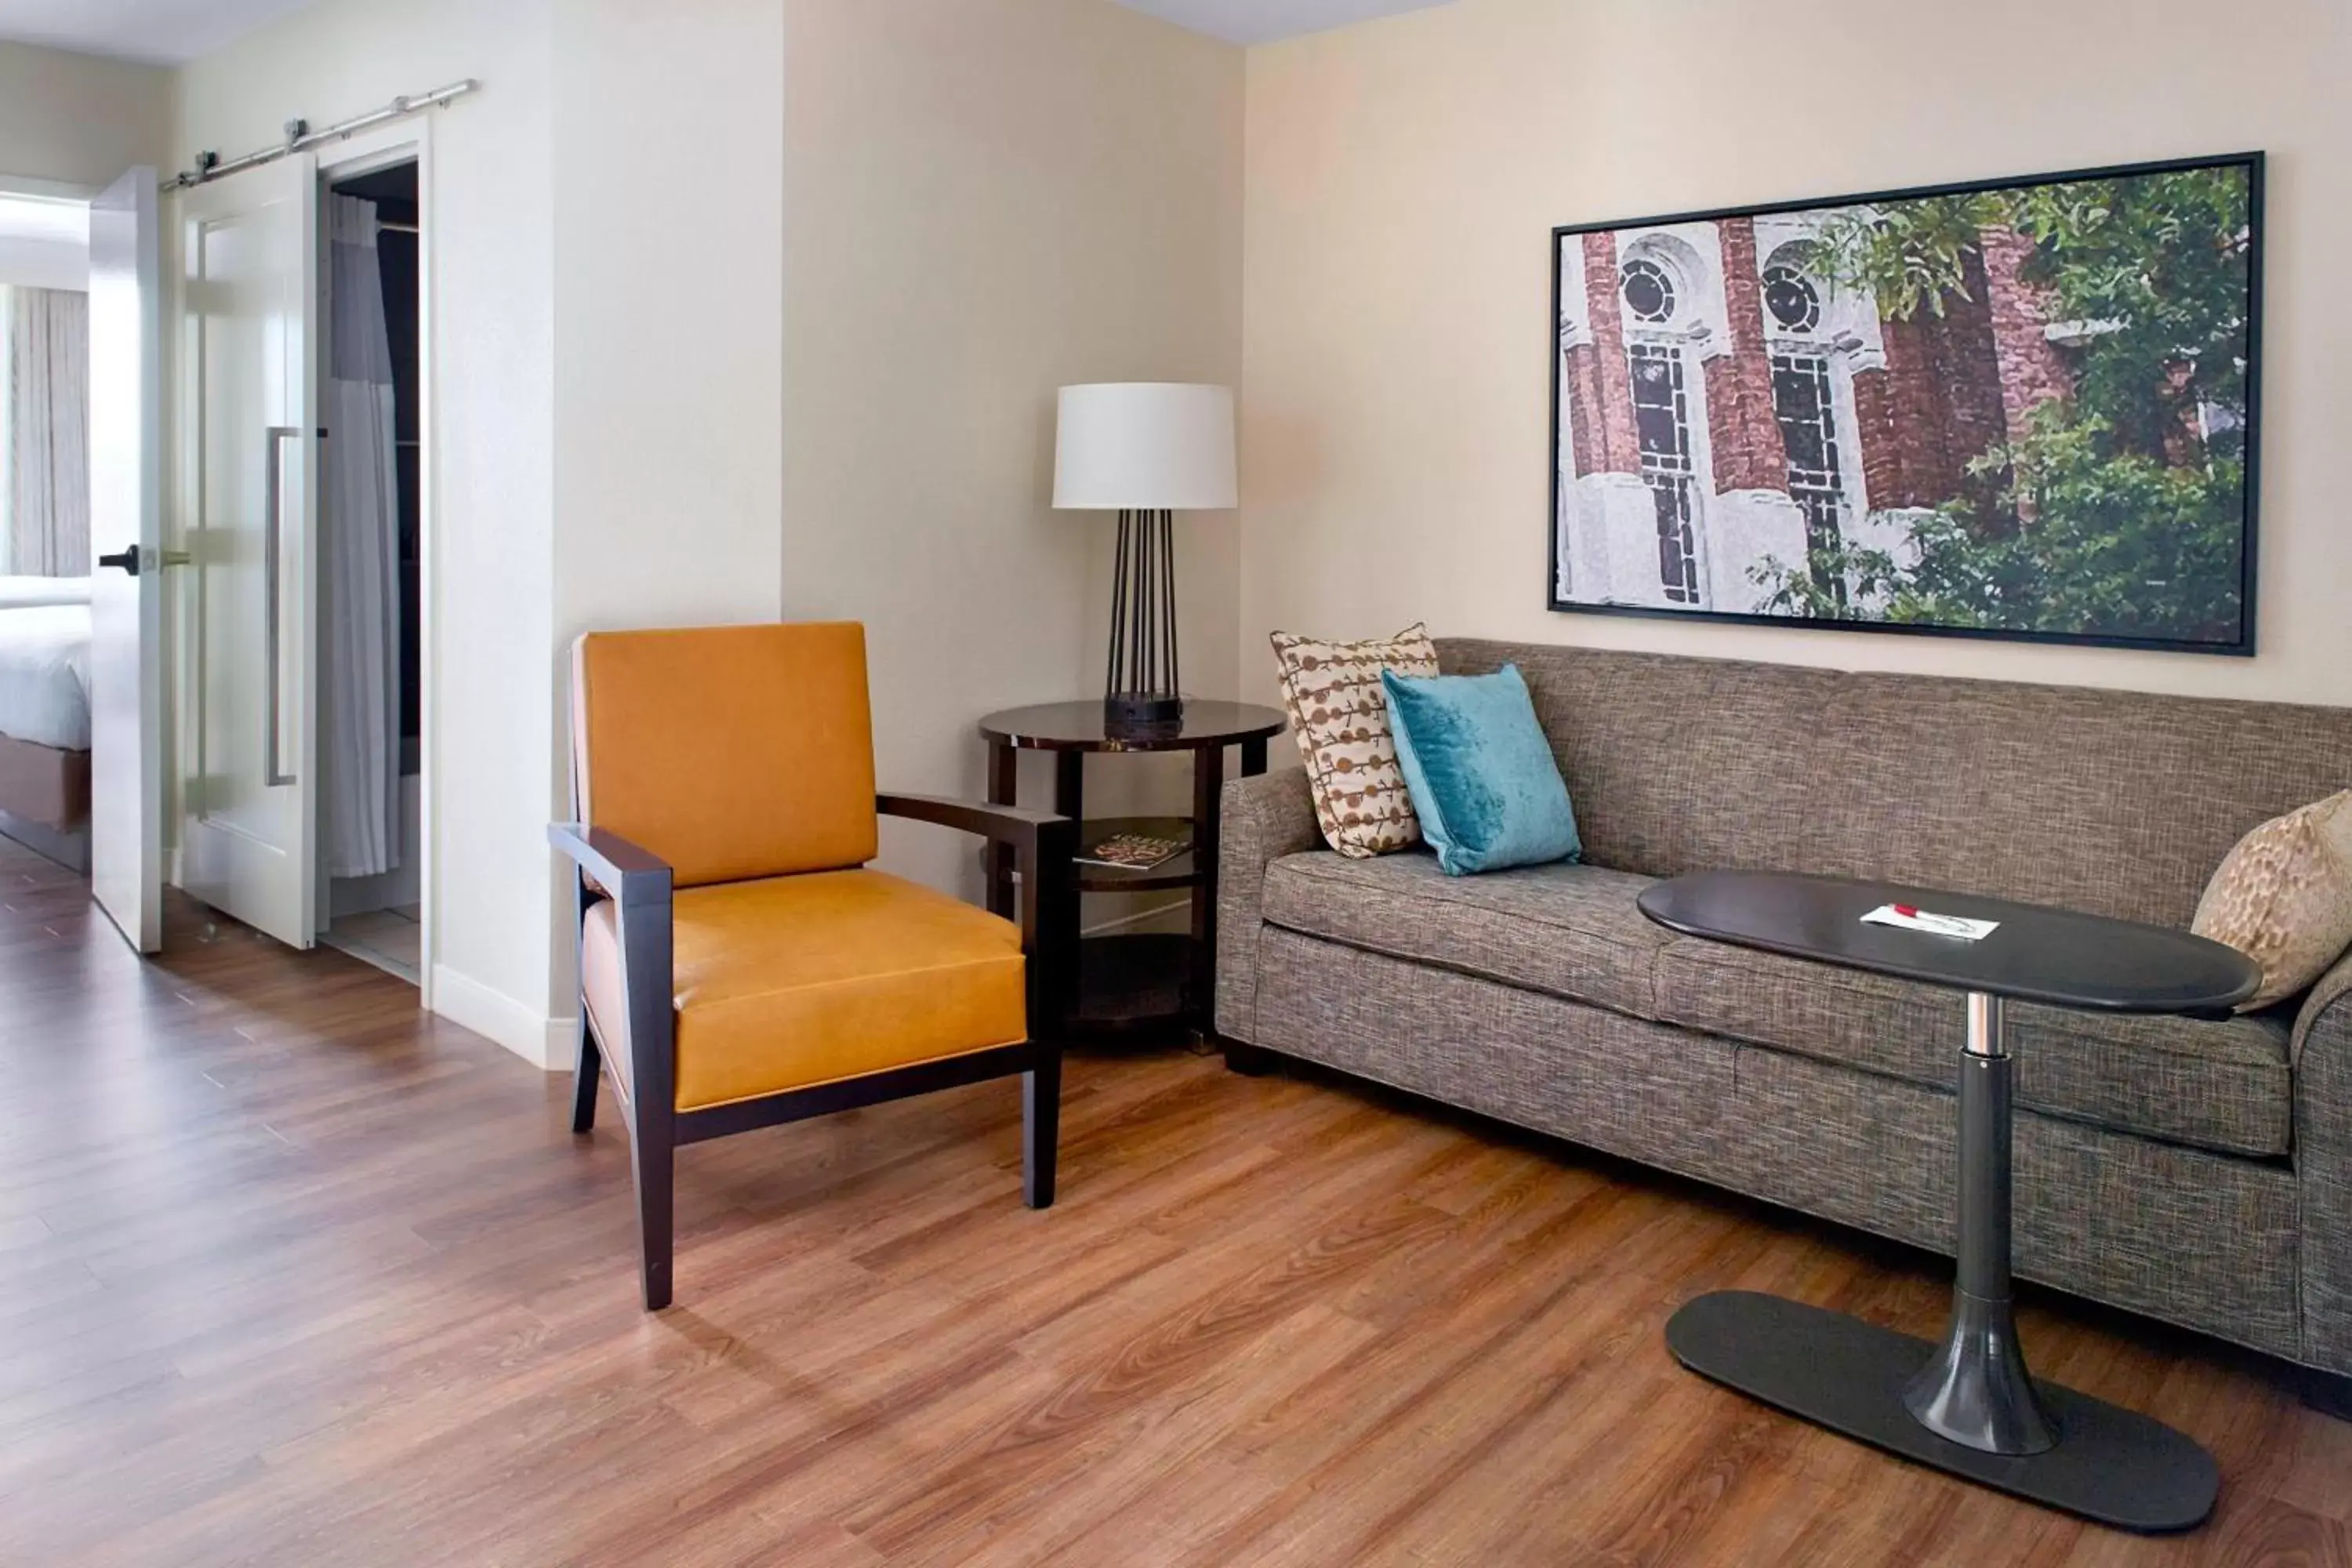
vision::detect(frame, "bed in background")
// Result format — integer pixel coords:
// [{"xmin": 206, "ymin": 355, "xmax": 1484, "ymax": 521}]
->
[
  {"xmin": 0, "ymin": 576, "xmax": 93, "ymax": 872},
  {"xmin": 0, "ymin": 574, "xmax": 93, "ymax": 611}
]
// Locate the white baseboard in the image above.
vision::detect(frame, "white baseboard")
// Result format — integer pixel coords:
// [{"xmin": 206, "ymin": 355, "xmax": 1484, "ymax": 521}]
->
[
  {"xmin": 0, "ymin": 809, "xmax": 87, "ymax": 873},
  {"xmin": 430, "ymin": 962, "xmax": 572, "ymax": 1070}
]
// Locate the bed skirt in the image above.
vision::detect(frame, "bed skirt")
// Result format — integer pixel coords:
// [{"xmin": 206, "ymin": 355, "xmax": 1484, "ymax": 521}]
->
[{"xmin": 0, "ymin": 731, "xmax": 90, "ymax": 830}]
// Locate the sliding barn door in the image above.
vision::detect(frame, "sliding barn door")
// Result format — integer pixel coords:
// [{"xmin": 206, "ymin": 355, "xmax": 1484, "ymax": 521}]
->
[
  {"xmin": 88, "ymin": 167, "xmax": 165, "ymax": 953},
  {"xmin": 176, "ymin": 158, "xmax": 321, "ymax": 949}
]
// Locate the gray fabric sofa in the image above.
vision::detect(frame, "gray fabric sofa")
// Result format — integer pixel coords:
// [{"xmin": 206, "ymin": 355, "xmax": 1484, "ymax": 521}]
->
[{"xmin": 1215, "ymin": 637, "xmax": 2352, "ymax": 1385}]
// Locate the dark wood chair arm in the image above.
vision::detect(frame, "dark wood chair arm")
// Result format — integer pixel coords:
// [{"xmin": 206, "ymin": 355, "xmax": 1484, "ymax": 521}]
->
[
  {"xmin": 548, "ymin": 823, "xmax": 675, "ymax": 909},
  {"xmin": 877, "ymin": 792, "xmax": 1069, "ymax": 852},
  {"xmin": 877, "ymin": 793, "xmax": 1076, "ymax": 1035},
  {"xmin": 550, "ymin": 822, "xmax": 677, "ymax": 1167}
]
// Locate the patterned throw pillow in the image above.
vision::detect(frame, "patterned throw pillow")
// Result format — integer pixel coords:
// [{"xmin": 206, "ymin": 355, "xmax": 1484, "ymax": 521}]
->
[
  {"xmin": 1269, "ymin": 623, "xmax": 1440, "ymax": 858},
  {"xmin": 2193, "ymin": 790, "xmax": 2352, "ymax": 1011}
]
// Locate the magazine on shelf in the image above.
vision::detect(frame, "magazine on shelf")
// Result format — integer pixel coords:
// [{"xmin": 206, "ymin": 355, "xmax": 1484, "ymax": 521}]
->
[{"xmin": 1076, "ymin": 833, "xmax": 1188, "ymax": 872}]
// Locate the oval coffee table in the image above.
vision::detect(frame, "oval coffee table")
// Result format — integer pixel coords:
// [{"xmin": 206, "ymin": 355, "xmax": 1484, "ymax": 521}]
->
[{"xmin": 1638, "ymin": 869, "xmax": 2260, "ymax": 1534}]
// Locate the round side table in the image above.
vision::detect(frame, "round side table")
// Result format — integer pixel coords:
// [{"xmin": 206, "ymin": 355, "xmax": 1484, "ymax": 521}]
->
[{"xmin": 978, "ymin": 701, "xmax": 1287, "ymax": 1040}]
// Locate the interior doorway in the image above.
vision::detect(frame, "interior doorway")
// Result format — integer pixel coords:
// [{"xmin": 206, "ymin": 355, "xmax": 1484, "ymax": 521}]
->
[
  {"xmin": 314, "ymin": 158, "xmax": 423, "ymax": 985},
  {"xmin": 0, "ymin": 187, "xmax": 97, "ymax": 877},
  {"xmin": 162, "ymin": 112, "xmax": 443, "ymax": 987}
]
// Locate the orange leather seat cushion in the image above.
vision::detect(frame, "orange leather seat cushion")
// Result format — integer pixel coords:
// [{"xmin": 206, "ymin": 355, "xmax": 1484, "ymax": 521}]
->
[
  {"xmin": 572, "ymin": 623, "xmax": 880, "ymax": 888},
  {"xmin": 582, "ymin": 869, "xmax": 1027, "ymax": 1111}
]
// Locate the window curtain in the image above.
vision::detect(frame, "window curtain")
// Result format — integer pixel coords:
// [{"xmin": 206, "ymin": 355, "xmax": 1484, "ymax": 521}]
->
[
  {"xmin": 320, "ymin": 195, "xmax": 402, "ymax": 879},
  {"xmin": 2, "ymin": 285, "xmax": 92, "ymax": 576}
]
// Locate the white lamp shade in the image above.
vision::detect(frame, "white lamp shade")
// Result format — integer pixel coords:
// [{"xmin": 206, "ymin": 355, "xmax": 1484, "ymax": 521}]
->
[{"xmin": 1053, "ymin": 383, "xmax": 1237, "ymax": 510}]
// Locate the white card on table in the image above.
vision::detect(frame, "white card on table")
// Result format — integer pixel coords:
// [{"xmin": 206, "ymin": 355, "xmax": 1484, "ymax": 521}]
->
[{"xmin": 1860, "ymin": 904, "xmax": 2000, "ymax": 942}]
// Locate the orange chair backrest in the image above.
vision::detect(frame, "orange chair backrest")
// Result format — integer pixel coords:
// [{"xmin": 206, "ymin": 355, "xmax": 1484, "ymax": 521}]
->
[{"xmin": 572, "ymin": 622, "xmax": 880, "ymax": 888}]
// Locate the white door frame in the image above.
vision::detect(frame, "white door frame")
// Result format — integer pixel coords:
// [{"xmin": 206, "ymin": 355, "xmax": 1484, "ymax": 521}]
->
[
  {"xmin": 163, "ymin": 121, "xmax": 439, "ymax": 1002},
  {"xmin": 313, "ymin": 121, "xmax": 438, "ymax": 1007}
]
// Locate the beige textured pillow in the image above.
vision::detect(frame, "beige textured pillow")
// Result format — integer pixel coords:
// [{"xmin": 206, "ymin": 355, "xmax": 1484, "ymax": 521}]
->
[
  {"xmin": 2193, "ymin": 790, "xmax": 2352, "ymax": 1011},
  {"xmin": 1270, "ymin": 623, "xmax": 1440, "ymax": 858}
]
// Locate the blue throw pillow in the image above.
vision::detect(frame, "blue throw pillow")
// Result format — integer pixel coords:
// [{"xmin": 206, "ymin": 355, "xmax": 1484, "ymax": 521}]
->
[{"xmin": 1381, "ymin": 663, "xmax": 1581, "ymax": 877}]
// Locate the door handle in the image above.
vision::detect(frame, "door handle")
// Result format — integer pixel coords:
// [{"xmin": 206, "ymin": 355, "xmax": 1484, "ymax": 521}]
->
[
  {"xmin": 264, "ymin": 425, "xmax": 299, "ymax": 788},
  {"xmin": 95, "ymin": 546, "xmax": 188, "ymax": 575}
]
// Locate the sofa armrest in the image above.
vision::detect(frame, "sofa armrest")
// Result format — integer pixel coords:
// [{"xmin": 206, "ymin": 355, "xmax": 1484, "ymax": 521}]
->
[
  {"xmin": 1214, "ymin": 768, "xmax": 1322, "ymax": 1042},
  {"xmin": 2294, "ymin": 947, "xmax": 2352, "ymax": 1067},
  {"xmin": 2295, "ymin": 945, "xmax": 2352, "ymax": 1375}
]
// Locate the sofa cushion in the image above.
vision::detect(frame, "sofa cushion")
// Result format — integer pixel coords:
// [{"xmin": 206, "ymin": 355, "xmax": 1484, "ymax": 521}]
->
[
  {"xmin": 1259, "ymin": 845, "xmax": 2292, "ymax": 1160},
  {"xmin": 1651, "ymin": 938, "xmax": 2293, "ymax": 1159},
  {"xmin": 1260, "ymin": 849, "xmax": 1669, "ymax": 1020}
]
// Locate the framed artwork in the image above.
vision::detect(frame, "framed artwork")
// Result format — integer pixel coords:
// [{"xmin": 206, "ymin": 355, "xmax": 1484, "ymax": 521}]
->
[{"xmin": 1548, "ymin": 153, "xmax": 2263, "ymax": 655}]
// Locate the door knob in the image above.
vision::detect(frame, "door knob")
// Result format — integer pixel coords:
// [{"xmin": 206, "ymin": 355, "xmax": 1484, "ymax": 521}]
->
[{"xmin": 95, "ymin": 546, "xmax": 187, "ymax": 576}]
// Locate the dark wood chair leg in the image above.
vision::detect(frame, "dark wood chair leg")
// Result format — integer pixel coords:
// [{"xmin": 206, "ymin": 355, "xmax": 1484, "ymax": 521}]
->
[
  {"xmin": 571, "ymin": 1025, "xmax": 601, "ymax": 1134},
  {"xmin": 630, "ymin": 1118, "xmax": 675, "ymax": 1310},
  {"xmin": 1023, "ymin": 1047, "xmax": 1062, "ymax": 1210},
  {"xmin": 1221, "ymin": 1038, "xmax": 1279, "ymax": 1077}
]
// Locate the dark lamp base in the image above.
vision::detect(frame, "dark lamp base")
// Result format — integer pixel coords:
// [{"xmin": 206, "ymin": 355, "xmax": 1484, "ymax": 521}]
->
[{"xmin": 1104, "ymin": 695, "xmax": 1185, "ymax": 735}]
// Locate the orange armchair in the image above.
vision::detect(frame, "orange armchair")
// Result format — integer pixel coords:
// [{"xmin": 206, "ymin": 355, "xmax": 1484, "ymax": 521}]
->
[{"xmin": 549, "ymin": 622, "xmax": 1076, "ymax": 1309}]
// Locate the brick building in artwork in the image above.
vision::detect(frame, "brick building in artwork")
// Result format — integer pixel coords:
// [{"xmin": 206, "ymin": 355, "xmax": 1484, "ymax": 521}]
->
[{"xmin": 1554, "ymin": 211, "xmax": 2074, "ymax": 614}]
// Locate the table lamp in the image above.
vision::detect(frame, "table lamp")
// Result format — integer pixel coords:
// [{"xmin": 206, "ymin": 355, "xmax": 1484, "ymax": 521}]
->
[{"xmin": 1053, "ymin": 383, "xmax": 1237, "ymax": 731}]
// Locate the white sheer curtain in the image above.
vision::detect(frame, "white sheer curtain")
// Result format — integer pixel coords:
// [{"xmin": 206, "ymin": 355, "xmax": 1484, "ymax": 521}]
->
[
  {"xmin": 1, "ymin": 285, "xmax": 92, "ymax": 576},
  {"xmin": 320, "ymin": 195, "xmax": 402, "ymax": 879}
]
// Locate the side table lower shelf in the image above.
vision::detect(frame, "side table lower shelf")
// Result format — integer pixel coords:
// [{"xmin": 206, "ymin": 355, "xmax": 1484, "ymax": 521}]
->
[{"xmin": 1071, "ymin": 932, "xmax": 1193, "ymax": 1036}]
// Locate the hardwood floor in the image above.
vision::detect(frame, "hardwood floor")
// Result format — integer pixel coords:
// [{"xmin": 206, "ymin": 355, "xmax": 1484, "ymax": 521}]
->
[{"xmin": 2, "ymin": 835, "xmax": 2346, "ymax": 1566}]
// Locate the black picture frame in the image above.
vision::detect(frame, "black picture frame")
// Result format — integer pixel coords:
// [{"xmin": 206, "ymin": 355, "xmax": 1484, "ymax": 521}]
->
[{"xmin": 1546, "ymin": 151, "xmax": 2264, "ymax": 656}]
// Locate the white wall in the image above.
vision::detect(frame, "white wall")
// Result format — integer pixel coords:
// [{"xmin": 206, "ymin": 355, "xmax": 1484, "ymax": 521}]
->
[
  {"xmin": 1240, "ymin": 0, "xmax": 2352, "ymax": 711},
  {"xmin": 0, "ymin": 201, "xmax": 89, "ymax": 291},
  {"xmin": 0, "ymin": 42, "xmax": 171, "ymax": 192},
  {"xmin": 784, "ymin": 0, "xmax": 1245, "ymax": 905},
  {"xmin": 173, "ymin": 0, "xmax": 564, "ymax": 1062}
]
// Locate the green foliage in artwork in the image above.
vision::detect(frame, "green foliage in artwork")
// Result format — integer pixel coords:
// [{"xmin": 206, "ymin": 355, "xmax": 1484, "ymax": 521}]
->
[
  {"xmin": 1759, "ymin": 165, "xmax": 2253, "ymax": 643},
  {"xmin": 1753, "ymin": 406, "xmax": 2247, "ymax": 642}
]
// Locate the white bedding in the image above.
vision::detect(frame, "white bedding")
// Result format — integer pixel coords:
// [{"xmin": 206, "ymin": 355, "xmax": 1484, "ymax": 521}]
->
[
  {"xmin": 0, "ymin": 575, "xmax": 93, "ymax": 610},
  {"xmin": 0, "ymin": 605, "xmax": 92, "ymax": 750}
]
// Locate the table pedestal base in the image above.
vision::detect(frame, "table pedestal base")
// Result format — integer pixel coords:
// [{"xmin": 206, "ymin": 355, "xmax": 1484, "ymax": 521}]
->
[
  {"xmin": 1663, "ymin": 992, "xmax": 2217, "ymax": 1534},
  {"xmin": 1667, "ymin": 1290, "xmax": 2218, "ymax": 1533}
]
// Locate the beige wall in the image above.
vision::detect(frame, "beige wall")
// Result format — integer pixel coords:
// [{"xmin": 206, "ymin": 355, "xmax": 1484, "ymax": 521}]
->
[
  {"xmin": 0, "ymin": 41, "xmax": 170, "ymax": 192},
  {"xmin": 785, "ymin": 0, "xmax": 1245, "ymax": 903},
  {"xmin": 550, "ymin": 0, "xmax": 786, "ymax": 641},
  {"xmin": 548, "ymin": 0, "xmax": 787, "ymax": 1032},
  {"xmin": 1240, "ymin": 0, "xmax": 2352, "ymax": 710}
]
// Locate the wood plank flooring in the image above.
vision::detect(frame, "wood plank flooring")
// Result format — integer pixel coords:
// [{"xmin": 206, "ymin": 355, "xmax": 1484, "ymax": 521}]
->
[{"xmin": 1, "ymin": 834, "xmax": 2345, "ymax": 1565}]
